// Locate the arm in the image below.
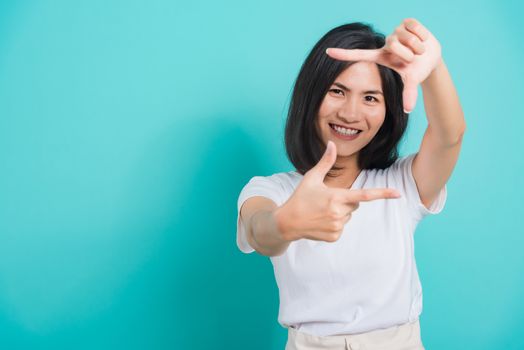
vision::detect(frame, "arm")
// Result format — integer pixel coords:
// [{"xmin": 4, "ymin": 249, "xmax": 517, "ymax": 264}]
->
[
  {"xmin": 240, "ymin": 196, "xmax": 291, "ymax": 257},
  {"xmin": 325, "ymin": 18, "xmax": 466, "ymax": 210},
  {"xmin": 239, "ymin": 142, "xmax": 402, "ymax": 256},
  {"xmin": 413, "ymin": 59, "xmax": 466, "ymax": 209}
]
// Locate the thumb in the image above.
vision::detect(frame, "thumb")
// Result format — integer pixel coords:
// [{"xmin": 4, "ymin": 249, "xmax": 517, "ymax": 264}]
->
[
  {"xmin": 307, "ymin": 140, "xmax": 337, "ymax": 182},
  {"xmin": 402, "ymin": 79, "xmax": 418, "ymax": 113}
]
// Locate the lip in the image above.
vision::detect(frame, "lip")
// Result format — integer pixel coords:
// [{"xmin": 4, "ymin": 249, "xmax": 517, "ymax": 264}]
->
[
  {"xmin": 329, "ymin": 122, "xmax": 362, "ymax": 131},
  {"xmin": 329, "ymin": 123, "xmax": 362, "ymax": 141}
]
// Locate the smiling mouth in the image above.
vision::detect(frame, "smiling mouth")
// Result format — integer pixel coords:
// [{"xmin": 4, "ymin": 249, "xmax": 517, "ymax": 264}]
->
[{"xmin": 329, "ymin": 123, "xmax": 362, "ymax": 136}]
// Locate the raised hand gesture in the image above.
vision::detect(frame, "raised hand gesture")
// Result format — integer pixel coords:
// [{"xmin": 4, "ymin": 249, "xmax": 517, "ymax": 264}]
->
[
  {"xmin": 326, "ymin": 18, "xmax": 442, "ymax": 113},
  {"xmin": 275, "ymin": 141, "xmax": 401, "ymax": 243}
]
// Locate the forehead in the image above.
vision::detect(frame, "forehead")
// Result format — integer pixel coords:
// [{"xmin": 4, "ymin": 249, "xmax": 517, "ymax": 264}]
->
[{"xmin": 334, "ymin": 61, "xmax": 382, "ymax": 90}]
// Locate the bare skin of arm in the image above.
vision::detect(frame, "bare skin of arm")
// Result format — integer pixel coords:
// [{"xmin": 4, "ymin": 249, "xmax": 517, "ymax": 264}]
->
[
  {"xmin": 240, "ymin": 197, "xmax": 290, "ymax": 257},
  {"xmin": 414, "ymin": 59, "xmax": 465, "ymax": 209},
  {"xmin": 326, "ymin": 18, "xmax": 466, "ymax": 210}
]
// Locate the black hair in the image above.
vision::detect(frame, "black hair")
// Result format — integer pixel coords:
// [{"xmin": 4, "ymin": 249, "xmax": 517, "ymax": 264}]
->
[{"xmin": 284, "ymin": 22, "xmax": 408, "ymax": 177}]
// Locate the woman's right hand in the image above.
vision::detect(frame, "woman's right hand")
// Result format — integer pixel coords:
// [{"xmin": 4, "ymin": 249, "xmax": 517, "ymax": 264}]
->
[{"xmin": 274, "ymin": 141, "xmax": 401, "ymax": 243}]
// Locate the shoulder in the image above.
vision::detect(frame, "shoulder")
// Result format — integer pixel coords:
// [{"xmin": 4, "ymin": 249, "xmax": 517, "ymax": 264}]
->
[
  {"xmin": 239, "ymin": 170, "xmax": 302, "ymax": 205},
  {"xmin": 373, "ymin": 153, "xmax": 447, "ymax": 219},
  {"xmin": 247, "ymin": 170, "xmax": 302, "ymax": 188},
  {"xmin": 365, "ymin": 154, "xmax": 416, "ymax": 177},
  {"xmin": 358, "ymin": 154, "xmax": 416, "ymax": 186}
]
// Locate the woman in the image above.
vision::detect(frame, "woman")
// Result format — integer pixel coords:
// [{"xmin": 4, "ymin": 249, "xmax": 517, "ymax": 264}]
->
[{"xmin": 236, "ymin": 18, "xmax": 465, "ymax": 349}]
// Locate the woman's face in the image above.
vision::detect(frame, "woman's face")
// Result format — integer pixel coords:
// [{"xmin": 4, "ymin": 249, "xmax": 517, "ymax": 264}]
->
[{"xmin": 316, "ymin": 61, "xmax": 387, "ymax": 160}]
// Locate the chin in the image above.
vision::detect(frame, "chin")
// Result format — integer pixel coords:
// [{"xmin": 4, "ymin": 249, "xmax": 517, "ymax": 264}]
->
[
  {"xmin": 337, "ymin": 150, "xmax": 359, "ymax": 158},
  {"xmin": 329, "ymin": 141, "xmax": 359, "ymax": 156}
]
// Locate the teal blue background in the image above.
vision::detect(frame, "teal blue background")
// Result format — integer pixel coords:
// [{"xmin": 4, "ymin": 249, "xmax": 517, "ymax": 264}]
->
[{"xmin": 1, "ymin": 0, "xmax": 523, "ymax": 349}]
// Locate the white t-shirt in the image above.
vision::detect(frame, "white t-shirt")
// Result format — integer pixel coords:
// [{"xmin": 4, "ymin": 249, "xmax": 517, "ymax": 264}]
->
[{"xmin": 236, "ymin": 153, "xmax": 447, "ymax": 337}]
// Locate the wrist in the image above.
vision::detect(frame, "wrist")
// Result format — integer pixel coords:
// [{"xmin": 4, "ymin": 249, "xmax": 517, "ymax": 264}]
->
[
  {"xmin": 421, "ymin": 57, "xmax": 446, "ymax": 89},
  {"xmin": 272, "ymin": 206, "xmax": 295, "ymax": 242}
]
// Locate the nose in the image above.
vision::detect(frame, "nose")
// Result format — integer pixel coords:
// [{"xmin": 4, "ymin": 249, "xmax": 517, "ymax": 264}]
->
[{"xmin": 337, "ymin": 96, "xmax": 362, "ymax": 123}]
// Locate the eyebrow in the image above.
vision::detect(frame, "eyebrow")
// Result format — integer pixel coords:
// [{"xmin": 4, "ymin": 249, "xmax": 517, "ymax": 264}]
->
[{"xmin": 332, "ymin": 82, "xmax": 383, "ymax": 95}]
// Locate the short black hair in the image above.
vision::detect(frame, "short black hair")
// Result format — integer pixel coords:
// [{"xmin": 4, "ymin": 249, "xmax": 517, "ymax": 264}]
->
[{"xmin": 284, "ymin": 22, "xmax": 408, "ymax": 177}]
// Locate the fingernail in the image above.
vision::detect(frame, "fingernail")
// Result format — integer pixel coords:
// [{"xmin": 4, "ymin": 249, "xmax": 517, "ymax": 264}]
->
[
  {"xmin": 404, "ymin": 109, "xmax": 411, "ymax": 114},
  {"xmin": 325, "ymin": 48, "xmax": 330, "ymax": 54}
]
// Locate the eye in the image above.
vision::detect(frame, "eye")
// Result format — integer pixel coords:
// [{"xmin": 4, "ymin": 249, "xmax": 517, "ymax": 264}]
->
[
  {"xmin": 329, "ymin": 88, "xmax": 344, "ymax": 96},
  {"xmin": 365, "ymin": 95, "xmax": 379, "ymax": 102}
]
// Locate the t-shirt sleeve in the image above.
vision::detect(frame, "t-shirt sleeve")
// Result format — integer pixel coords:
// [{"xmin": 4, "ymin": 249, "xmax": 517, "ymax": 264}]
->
[
  {"xmin": 391, "ymin": 153, "xmax": 447, "ymax": 221},
  {"xmin": 236, "ymin": 175, "xmax": 284, "ymax": 254}
]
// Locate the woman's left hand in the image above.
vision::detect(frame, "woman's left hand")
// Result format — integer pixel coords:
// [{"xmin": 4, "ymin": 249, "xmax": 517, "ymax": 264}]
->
[{"xmin": 326, "ymin": 18, "xmax": 442, "ymax": 113}]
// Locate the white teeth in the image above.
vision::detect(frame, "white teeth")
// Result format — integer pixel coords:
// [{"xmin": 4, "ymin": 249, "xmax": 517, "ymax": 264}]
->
[{"xmin": 332, "ymin": 124, "xmax": 360, "ymax": 135}]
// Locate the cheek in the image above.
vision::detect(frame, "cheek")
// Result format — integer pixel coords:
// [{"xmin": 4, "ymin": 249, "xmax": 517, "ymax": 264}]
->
[
  {"xmin": 317, "ymin": 101, "xmax": 330, "ymax": 119},
  {"xmin": 317, "ymin": 101, "xmax": 332, "ymax": 130},
  {"xmin": 369, "ymin": 108, "xmax": 386, "ymax": 128},
  {"xmin": 316, "ymin": 118, "xmax": 329, "ymax": 139},
  {"xmin": 318, "ymin": 96, "xmax": 341, "ymax": 115}
]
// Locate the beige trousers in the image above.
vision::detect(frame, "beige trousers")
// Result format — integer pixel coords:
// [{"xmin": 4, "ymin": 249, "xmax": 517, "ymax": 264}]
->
[{"xmin": 285, "ymin": 320, "xmax": 425, "ymax": 350}]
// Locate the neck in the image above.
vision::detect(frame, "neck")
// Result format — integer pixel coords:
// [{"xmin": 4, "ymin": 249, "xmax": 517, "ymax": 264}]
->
[{"xmin": 324, "ymin": 154, "xmax": 361, "ymax": 189}]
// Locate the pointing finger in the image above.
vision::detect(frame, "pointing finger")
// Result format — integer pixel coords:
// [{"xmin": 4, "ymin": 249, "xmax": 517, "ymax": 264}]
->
[
  {"xmin": 326, "ymin": 48, "xmax": 382, "ymax": 63},
  {"xmin": 387, "ymin": 40, "xmax": 415, "ymax": 63},
  {"xmin": 344, "ymin": 188, "xmax": 401, "ymax": 203}
]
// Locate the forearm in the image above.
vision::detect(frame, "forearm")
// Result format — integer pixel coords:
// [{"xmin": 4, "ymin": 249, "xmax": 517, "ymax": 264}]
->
[
  {"xmin": 247, "ymin": 208, "xmax": 291, "ymax": 257},
  {"xmin": 421, "ymin": 58, "xmax": 466, "ymax": 146}
]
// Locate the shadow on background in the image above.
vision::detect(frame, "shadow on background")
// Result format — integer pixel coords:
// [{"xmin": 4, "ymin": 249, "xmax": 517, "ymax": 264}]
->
[
  {"xmin": 0, "ymin": 112, "xmax": 287, "ymax": 349},
  {"xmin": 83, "ymin": 114, "xmax": 285, "ymax": 349}
]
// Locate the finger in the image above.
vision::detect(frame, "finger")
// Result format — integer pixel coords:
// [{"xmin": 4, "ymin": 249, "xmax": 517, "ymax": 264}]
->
[
  {"xmin": 341, "ymin": 201, "xmax": 359, "ymax": 214},
  {"xmin": 342, "ymin": 212, "xmax": 352, "ymax": 223},
  {"xmin": 403, "ymin": 18, "xmax": 430, "ymax": 42},
  {"xmin": 374, "ymin": 49, "xmax": 409, "ymax": 71},
  {"xmin": 333, "ymin": 201, "xmax": 359, "ymax": 217},
  {"xmin": 386, "ymin": 39, "xmax": 415, "ymax": 63},
  {"xmin": 344, "ymin": 188, "xmax": 401, "ymax": 202},
  {"xmin": 305, "ymin": 235, "xmax": 328, "ymax": 242},
  {"xmin": 326, "ymin": 48, "xmax": 382, "ymax": 62},
  {"xmin": 396, "ymin": 29, "xmax": 425, "ymax": 55},
  {"xmin": 305, "ymin": 140, "xmax": 337, "ymax": 182},
  {"xmin": 402, "ymin": 78, "xmax": 418, "ymax": 113}
]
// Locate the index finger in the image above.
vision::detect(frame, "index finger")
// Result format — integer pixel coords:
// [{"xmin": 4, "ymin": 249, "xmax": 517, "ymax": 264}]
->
[
  {"xmin": 344, "ymin": 188, "xmax": 401, "ymax": 202},
  {"xmin": 325, "ymin": 48, "xmax": 381, "ymax": 63}
]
